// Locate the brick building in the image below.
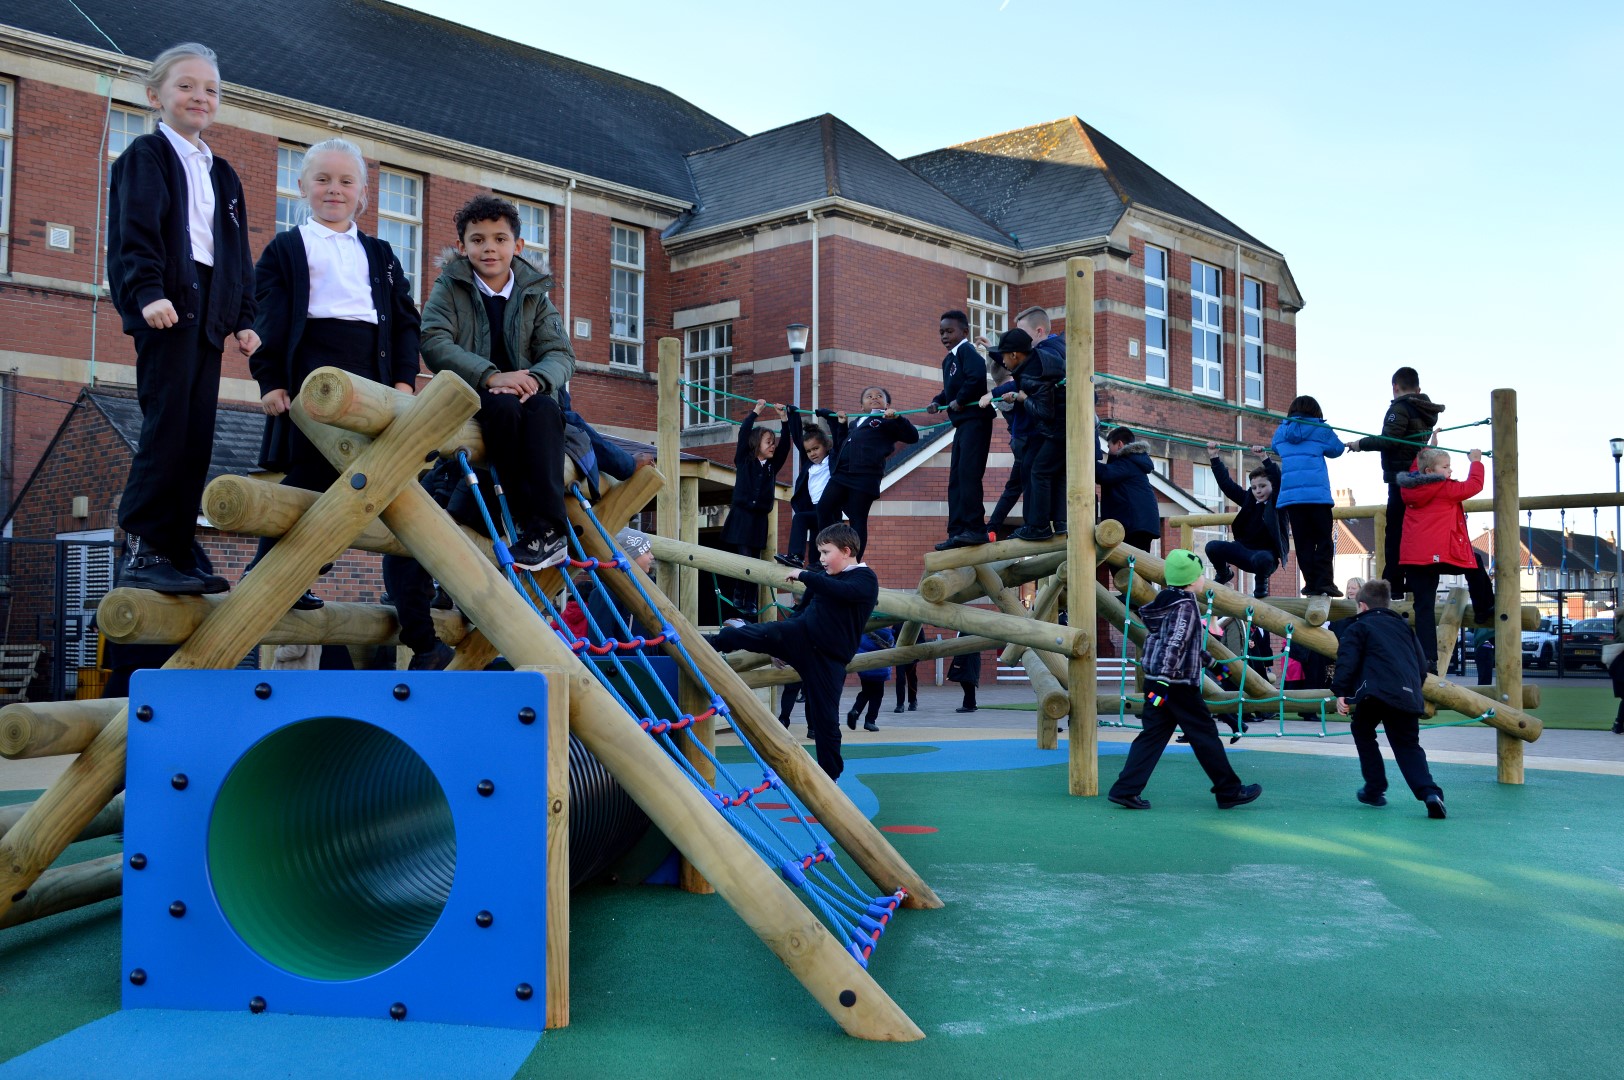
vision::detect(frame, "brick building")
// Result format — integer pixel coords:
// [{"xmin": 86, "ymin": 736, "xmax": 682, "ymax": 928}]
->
[{"xmin": 1, "ymin": 2, "xmax": 1303, "ymax": 683}]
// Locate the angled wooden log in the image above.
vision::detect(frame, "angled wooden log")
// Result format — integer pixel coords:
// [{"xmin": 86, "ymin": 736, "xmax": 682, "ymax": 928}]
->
[
  {"xmin": 919, "ymin": 566, "xmax": 978, "ymax": 604},
  {"xmin": 0, "ymin": 372, "xmax": 480, "ymax": 925},
  {"xmin": 0, "ymin": 854, "xmax": 121, "ymax": 930},
  {"xmin": 97, "ymin": 591, "xmax": 470, "ymax": 648},
  {"xmin": 922, "ymin": 533, "xmax": 1067, "ymax": 573},
  {"xmin": 1000, "ymin": 568, "xmax": 1069, "ymax": 665},
  {"xmin": 739, "ymin": 633, "xmax": 1000, "ymax": 688},
  {"xmin": 1099, "ymin": 539, "xmax": 1542, "ymax": 742},
  {"xmin": 1265, "ymin": 596, "xmax": 1538, "ymax": 631},
  {"xmin": 301, "ymin": 365, "xmax": 487, "ymax": 464},
  {"xmin": 575, "ymin": 516, "xmax": 942, "ymax": 915},
  {"xmin": 647, "ymin": 536, "xmax": 1089, "ymax": 659},
  {"xmin": 205, "ymin": 475, "xmax": 408, "ymax": 556},
  {"xmin": 301, "ymin": 400, "xmax": 924, "ymax": 1041},
  {"xmin": 1, "ymin": 699, "xmax": 122, "ymax": 760},
  {"xmin": 1436, "ymin": 586, "xmax": 1470, "ymax": 677},
  {"xmin": 0, "ymin": 794, "xmax": 123, "ymax": 845}
]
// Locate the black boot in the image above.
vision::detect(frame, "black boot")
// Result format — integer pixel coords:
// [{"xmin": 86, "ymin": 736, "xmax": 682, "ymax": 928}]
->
[{"xmin": 119, "ymin": 537, "xmax": 205, "ymax": 595}]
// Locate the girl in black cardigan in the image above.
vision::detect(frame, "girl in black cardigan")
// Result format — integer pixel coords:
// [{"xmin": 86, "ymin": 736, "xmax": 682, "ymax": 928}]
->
[
  {"xmin": 247, "ymin": 138, "xmax": 423, "ymax": 619},
  {"xmin": 108, "ymin": 43, "xmax": 258, "ymax": 594},
  {"xmin": 720, "ymin": 400, "xmax": 792, "ymax": 619},
  {"xmin": 815, "ymin": 386, "xmax": 920, "ymax": 559}
]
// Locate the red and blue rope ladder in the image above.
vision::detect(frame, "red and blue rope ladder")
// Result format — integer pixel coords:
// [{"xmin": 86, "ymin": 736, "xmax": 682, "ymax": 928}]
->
[{"xmin": 450, "ymin": 454, "xmax": 905, "ymax": 967}]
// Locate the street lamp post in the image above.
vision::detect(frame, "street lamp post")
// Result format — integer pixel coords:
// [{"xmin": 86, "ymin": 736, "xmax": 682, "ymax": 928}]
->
[
  {"xmin": 786, "ymin": 323, "xmax": 809, "ymax": 413},
  {"xmin": 1612, "ymin": 437, "xmax": 1623, "ymax": 616}
]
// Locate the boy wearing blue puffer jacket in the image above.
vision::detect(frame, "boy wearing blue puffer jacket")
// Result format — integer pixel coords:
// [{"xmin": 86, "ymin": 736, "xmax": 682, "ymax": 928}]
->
[{"xmin": 1270, "ymin": 395, "xmax": 1345, "ymax": 597}]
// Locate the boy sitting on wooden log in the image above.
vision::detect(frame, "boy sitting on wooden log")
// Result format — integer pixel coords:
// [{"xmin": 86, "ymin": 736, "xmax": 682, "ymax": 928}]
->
[{"xmin": 707, "ymin": 524, "xmax": 878, "ymax": 781}]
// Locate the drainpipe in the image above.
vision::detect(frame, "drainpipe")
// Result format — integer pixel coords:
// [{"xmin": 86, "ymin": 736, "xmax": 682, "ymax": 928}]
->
[
  {"xmin": 564, "ymin": 179, "xmax": 576, "ymax": 338},
  {"xmin": 808, "ymin": 209, "xmax": 820, "ymax": 414},
  {"xmin": 1233, "ymin": 241, "xmax": 1243, "ymax": 408}
]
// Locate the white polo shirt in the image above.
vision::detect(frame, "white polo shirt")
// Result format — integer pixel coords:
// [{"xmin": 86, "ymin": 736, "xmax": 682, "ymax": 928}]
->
[
  {"xmin": 299, "ymin": 220, "xmax": 377, "ymax": 323},
  {"xmin": 156, "ymin": 120, "xmax": 215, "ymax": 267}
]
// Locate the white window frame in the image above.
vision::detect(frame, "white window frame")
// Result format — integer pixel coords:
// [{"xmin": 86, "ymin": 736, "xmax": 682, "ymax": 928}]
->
[
  {"xmin": 1192, "ymin": 463, "xmax": 1223, "ymax": 509},
  {"xmin": 1242, "ymin": 277, "xmax": 1264, "ymax": 407},
  {"xmin": 275, "ymin": 144, "xmax": 306, "ymax": 234},
  {"xmin": 1143, "ymin": 246, "xmax": 1169, "ymax": 386},
  {"xmin": 1150, "ymin": 456, "xmax": 1171, "ymax": 479},
  {"xmin": 377, "ymin": 167, "xmax": 423, "ymax": 301},
  {"xmin": 683, "ymin": 322, "xmax": 733, "ymax": 429},
  {"xmin": 0, "ymin": 79, "xmax": 14, "ymax": 273},
  {"xmin": 610, "ymin": 224, "xmax": 644, "ymax": 369},
  {"xmin": 1190, "ymin": 260, "xmax": 1223, "ymax": 398},
  {"xmin": 106, "ymin": 105, "xmax": 148, "ymax": 164},
  {"xmin": 967, "ymin": 275, "xmax": 1007, "ymax": 344},
  {"xmin": 513, "ymin": 198, "xmax": 550, "ymax": 267}
]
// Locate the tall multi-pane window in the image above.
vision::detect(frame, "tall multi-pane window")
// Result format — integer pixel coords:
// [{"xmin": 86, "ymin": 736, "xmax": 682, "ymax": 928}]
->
[
  {"xmin": 106, "ymin": 106, "xmax": 148, "ymax": 177},
  {"xmin": 377, "ymin": 168, "xmax": 422, "ymax": 300},
  {"xmin": 0, "ymin": 80, "xmax": 13, "ymax": 272},
  {"xmin": 1243, "ymin": 278, "xmax": 1265, "ymax": 407},
  {"xmin": 1191, "ymin": 463, "xmax": 1222, "ymax": 509},
  {"xmin": 1143, "ymin": 246, "xmax": 1169, "ymax": 385},
  {"xmin": 683, "ymin": 322, "xmax": 733, "ymax": 428},
  {"xmin": 1190, "ymin": 260, "xmax": 1223, "ymax": 397},
  {"xmin": 513, "ymin": 199, "xmax": 550, "ymax": 265},
  {"xmin": 967, "ymin": 276, "xmax": 1007, "ymax": 343},
  {"xmin": 275, "ymin": 145, "xmax": 306, "ymax": 234},
  {"xmin": 610, "ymin": 224, "xmax": 644, "ymax": 369}
]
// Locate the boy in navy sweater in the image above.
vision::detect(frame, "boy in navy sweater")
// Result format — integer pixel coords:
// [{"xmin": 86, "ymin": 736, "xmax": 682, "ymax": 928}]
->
[
  {"xmin": 1107, "ymin": 549, "xmax": 1262, "ymax": 811},
  {"xmin": 709, "ymin": 523, "xmax": 878, "ymax": 780},
  {"xmin": 1332, "ymin": 578, "xmax": 1446, "ymax": 818}
]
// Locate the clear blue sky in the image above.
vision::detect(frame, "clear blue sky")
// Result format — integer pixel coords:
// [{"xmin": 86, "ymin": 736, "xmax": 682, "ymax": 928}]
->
[{"xmin": 400, "ymin": 0, "xmax": 1624, "ymax": 541}]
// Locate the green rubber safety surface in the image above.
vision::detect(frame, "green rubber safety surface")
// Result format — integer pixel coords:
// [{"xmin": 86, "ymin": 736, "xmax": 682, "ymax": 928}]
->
[{"xmin": 207, "ymin": 717, "xmax": 456, "ymax": 982}]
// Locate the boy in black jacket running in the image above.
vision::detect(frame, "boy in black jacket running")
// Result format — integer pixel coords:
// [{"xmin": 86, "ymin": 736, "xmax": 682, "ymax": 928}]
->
[
  {"xmin": 709, "ymin": 524, "xmax": 878, "ymax": 780},
  {"xmin": 1107, "ymin": 550, "xmax": 1262, "ymax": 811},
  {"xmin": 1204, "ymin": 441, "xmax": 1287, "ymax": 598},
  {"xmin": 1332, "ymin": 578, "xmax": 1446, "ymax": 818}
]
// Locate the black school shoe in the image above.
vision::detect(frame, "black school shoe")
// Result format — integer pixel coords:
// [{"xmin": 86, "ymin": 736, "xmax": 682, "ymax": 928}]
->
[
  {"xmin": 118, "ymin": 539, "xmax": 205, "ymax": 595},
  {"xmin": 773, "ymin": 553, "xmax": 804, "ymax": 569},
  {"xmin": 292, "ymin": 590, "xmax": 325, "ymax": 611},
  {"xmin": 1109, "ymin": 793, "xmax": 1151, "ymax": 810},
  {"xmin": 408, "ymin": 641, "xmax": 455, "ymax": 671},
  {"xmin": 1356, "ymin": 786, "xmax": 1388, "ymax": 807},
  {"xmin": 1011, "ymin": 525, "xmax": 1054, "ymax": 542},
  {"xmin": 185, "ymin": 567, "xmax": 230, "ymax": 594},
  {"xmin": 847, "ymin": 709, "xmax": 859, "ymax": 730},
  {"xmin": 1425, "ymin": 794, "xmax": 1447, "ymax": 819},
  {"xmin": 1216, "ymin": 783, "xmax": 1262, "ymax": 809},
  {"xmin": 864, "ymin": 722, "xmax": 879, "ymax": 732},
  {"xmin": 1212, "ymin": 565, "xmax": 1235, "ymax": 587}
]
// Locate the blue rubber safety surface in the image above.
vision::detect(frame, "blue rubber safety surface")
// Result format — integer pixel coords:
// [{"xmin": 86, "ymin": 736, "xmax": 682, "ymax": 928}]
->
[{"xmin": 0, "ymin": 1010, "xmax": 539, "ymax": 1080}]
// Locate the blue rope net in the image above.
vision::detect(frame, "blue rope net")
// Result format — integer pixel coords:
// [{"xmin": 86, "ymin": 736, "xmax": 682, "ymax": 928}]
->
[{"xmin": 451, "ymin": 453, "xmax": 904, "ymax": 968}]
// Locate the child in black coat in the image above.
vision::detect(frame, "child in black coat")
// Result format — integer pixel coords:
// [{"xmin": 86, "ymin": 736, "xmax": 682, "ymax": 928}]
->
[
  {"xmin": 108, "ymin": 43, "xmax": 259, "ymax": 594},
  {"xmin": 781, "ymin": 408, "xmax": 842, "ymax": 567},
  {"xmin": 1204, "ymin": 442, "xmax": 1288, "ymax": 599},
  {"xmin": 816, "ymin": 387, "xmax": 919, "ymax": 558},
  {"xmin": 720, "ymin": 400, "xmax": 792, "ymax": 618},
  {"xmin": 1332, "ymin": 579, "xmax": 1447, "ymax": 818},
  {"xmin": 710, "ymin": 524, "xmax": 879, "ymax": 780}
]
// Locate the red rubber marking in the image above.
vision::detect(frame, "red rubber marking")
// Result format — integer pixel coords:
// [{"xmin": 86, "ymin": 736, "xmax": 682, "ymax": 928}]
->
[{"xmin": 879, "ymin": 825, "xmax": 937, "ymax": 834}]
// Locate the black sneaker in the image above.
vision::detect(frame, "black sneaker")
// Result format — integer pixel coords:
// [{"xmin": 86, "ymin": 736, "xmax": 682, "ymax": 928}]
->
[
  {"xmin": 1356, "ymin": 786, "xmax": 1387, "ymax": 807},
  {"xmin": 908, "ymin": 701, "xmax": 917, "ymax": 712},
  {"xmin": 1425, "ymin": 794, "xmax": 1447, "ymax": 819},
  {"xmin": 863, "ymin": 722, "xmax": 879, "ymax": 732},
  {"xmin": 1011, "ymin": 525, "xmax": 1054, "ymax": 542},
  {"xmin": 1212, "ymin": 565, "xmax": 1235, "ymax": 587},
  {"xmin": 773, "ymin": 553, "xmax": 804, "ymax": 569},
  {"xmin": 408, "ymin": 641, "xmax": 454, "ymax": 671},
  {"xmin": 511, "ymin": 529, "xmax": 568, "ymax": 571},
  {"xmin": 292, "ymin": 590, "xmax": 325, "ymax": 611},
  {"xmin": 119, "ymin": 538, "xmax": 205, "ymax": 595},
  {"xmin": 894, "ymin": 704, "xmax": 904, "ymax": 713},
  {"xmin": 847, "ymin": 709, "xmax": 859, "ymax": 730},
  {"xmin": 932, "ymin": 537, "xmax": 960, "ymax": 551},
  {"xmin": 1217, "ymin": 783, "xmax": 1263, "ymax": 809}
]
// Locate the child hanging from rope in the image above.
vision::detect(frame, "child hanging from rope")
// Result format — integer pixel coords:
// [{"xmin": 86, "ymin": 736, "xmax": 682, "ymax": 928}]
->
[
  {"xmin": 1397, "ymin": 446, "xmax": 1495, "ymax": 671},
  {"xmin": 1107, "ymin": 550, "xmax": 1263, "ymax": 811},
  {"xmin": 1204, "ymin": 441, "xmax": 1286, "ymax": 599},
  {"xmin": 1332, "ymin": 579, "xmax": 1447, "ymax": 818},
  {"xmin": 780, "ymin": 409, "xmax": 842, "ymax": 568},
  {"xmin": 816, "ymin": 387, "xmax": 919, "ymax": 560},
  {"xmin": 1270, "ymin": 396, "xmax": 1346, "ymax": 597},
  {"xmin": 708, "ymin": 523, "xmax": 878, "ymax": 780},
  {"xmin": 846, "ymin": 625, "xmax": 895, "ymax": 732},
  {"xmin": 1343, "ymin": 366, "xmax": 1445, "ymax": 601},
  {"xmin": 720, "ymin": 399, "xmax": 792, "ymax": 619}
]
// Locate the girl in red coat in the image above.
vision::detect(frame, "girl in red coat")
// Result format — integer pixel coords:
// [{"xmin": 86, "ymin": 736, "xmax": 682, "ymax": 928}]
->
[{"xmin": 1398, "ymin": 447, "xmax": 1495, "ymax": 672}]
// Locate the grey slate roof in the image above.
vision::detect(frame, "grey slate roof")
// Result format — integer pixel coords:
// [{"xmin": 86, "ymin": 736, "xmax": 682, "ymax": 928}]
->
[
  {"xmin": 1514, "ymin": 526, "xmax": 1621, "ymax": 574},
  {"xmin": 10, "ymin": 1, "xmax": 740, "ymax": 202},
  {"xmin": 90, "ymin": 389, "xmax": 265, "ymax": 486},
  {"xmin": 669, "ymin": 116, "xmax": 1011, "ymax": 246},
  {"xmin": 906, "ymin": 117, "xmax": 1272, "ymax": 253}
]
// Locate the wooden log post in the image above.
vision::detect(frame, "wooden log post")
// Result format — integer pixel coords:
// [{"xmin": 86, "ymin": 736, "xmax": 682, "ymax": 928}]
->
[
  {"xmin": 1100, "ymin": 539, "xmax": 1542, "ymax": 742},
  {"xmin": 301, "ymin": 365, "xmax": 487, "ymax": 465},
  {"xmin": 919, "ymin": 566, "xmax": 978, "ymax": 604},
  {"xmin": 204, "ymin": 475, "xmax": 409, "ymax": 556},
  {"xmin": 297, "ymin": 409, "xmax": 926, "ymax": 1040},
  {"xmin": 678, "ymin": 474, "xmax": 700, "ymax": 623},
  {"xmin": 1065, "ymin": 256, "xmax": 1099, "ymax": 796},
  {"xmin": 1491, "ymin": 388, "xmax": 1525, "ymax": 784},
  {"xmin": 531, "ymin": 664, "xmax": 571, "ymax": 1030},
  {"xmin": 0, "ymin": 794, "xmax": 123, "ymax": 845},
  {"xmin": 656, "ymin": 338, "xmax": 682, "ymax": 601},
  {"xmin": 921, "ymin": 533, "xmax": 1067, "ymax": 573},
  {"xmin": 0, "ymin": 854, "xmax": 122, "ymax": 930},
  {"xmin": 1435, "ymin": 586, "xmax": 1470, "ymax": 678},
  {"xmin": 0, "ymin": 699, "xmax": 123, "ymax": 760},
  {"xmin": 575, "ymin": 519, "xmax": 942, "ymax": 913},
  {"xmin": 0, "ymin": 373, "xmax": 480, "ymax": 926}
]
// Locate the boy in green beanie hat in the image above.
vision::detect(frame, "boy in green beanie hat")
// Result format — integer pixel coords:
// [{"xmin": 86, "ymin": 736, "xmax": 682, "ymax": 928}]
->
[{"xmin": 1107, "ymin": 549, "xmax": 1263, "ymax": 811}]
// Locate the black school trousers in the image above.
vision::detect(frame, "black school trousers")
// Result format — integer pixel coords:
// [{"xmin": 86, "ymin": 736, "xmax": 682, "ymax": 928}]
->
[
  {"xmin": 946, "ymin": 413, "xmax": 993, "ymax": 538},
  {"xmin": 1350, "ymin": 698, "xmax": 1442, "ymax": 800},
  {"xmin": 788, "ymin": 507, "xmax": 820, "ymax": 563},
  {"xmin": 1021, "ymin": 432, "xmax": 1067, "ymax": 534},
  {"xmin": 1286, "ymin": 503, "xmax": 1335, "ymax": 593},
  {"xmin": 1403, "ymin": 559, "xmax": 1495, "ymax": 672},
  {"xmin": 988, "ymin": 437, "xmax": 1027, "ymax": 528},
  {"xmin": 478, "ymin": 388, "xmax": 567, "ymax": 537},
  {"xmin": 715, "ymin": 619, "xmax": 845, "ymax": 780},
  {"xmin": 1108, "ymin": 681, "xmax": 1245, "ymax": 802},
  {"xmin": 1381, "ymin": 483, "xmax": 1408, "ymax": 598},
  {"xmin": 895, "ymin": 661, "xmax": 919, "ymax": 707},
  {"xmin": 120, "ymin": 265, "xmax": 221, "ymax": 565},
  {"xmin": 817, "ymin": 480, "xmax": 877, "ymax": 558}
]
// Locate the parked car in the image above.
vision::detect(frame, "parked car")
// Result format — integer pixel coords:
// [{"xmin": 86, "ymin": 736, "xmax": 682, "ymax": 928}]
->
[
  {"xmin": 1521, "ymin": 625, "xmax": 1557, "ymax": 668},
  {"xmin": 1561, "ymin": 617, "xmax": 1616, "ymax": 669}
]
